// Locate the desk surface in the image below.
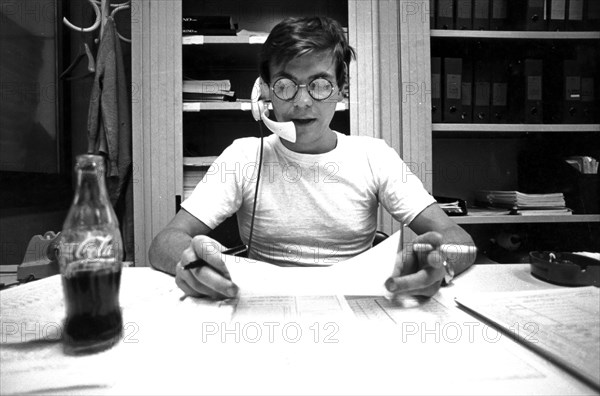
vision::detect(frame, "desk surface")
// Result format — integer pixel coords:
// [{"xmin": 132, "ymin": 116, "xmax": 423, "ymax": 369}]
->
[{"xmin": 1, "ymin": 264, "xmax": 598, "ymax": 395}]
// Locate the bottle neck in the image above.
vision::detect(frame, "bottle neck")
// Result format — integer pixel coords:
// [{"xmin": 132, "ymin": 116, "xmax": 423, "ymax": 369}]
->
[{"xmin": 73, "ymin": 169, "xmax": 110, "ymax": 206}]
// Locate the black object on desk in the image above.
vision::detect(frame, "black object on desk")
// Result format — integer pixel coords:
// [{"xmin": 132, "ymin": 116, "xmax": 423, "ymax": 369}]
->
[{"xmin": 529, "ymin": 251, "xmax": 600, "ymax": 287}]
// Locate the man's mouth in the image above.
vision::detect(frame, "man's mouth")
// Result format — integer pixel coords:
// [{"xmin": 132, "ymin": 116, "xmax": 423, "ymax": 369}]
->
[{"xmin": 292, "ymin": 118, "xmax": 316, "ymax": 125}]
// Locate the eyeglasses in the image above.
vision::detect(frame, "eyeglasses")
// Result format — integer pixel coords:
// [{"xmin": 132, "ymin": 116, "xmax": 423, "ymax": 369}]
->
[{"xmin": 271, "ymin": 77, "xmax": 336, "ymax": 102}]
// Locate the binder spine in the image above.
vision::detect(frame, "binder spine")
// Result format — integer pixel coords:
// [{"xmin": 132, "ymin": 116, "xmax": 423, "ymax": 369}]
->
[
  {"xmin": 490, "ymin": 0, "xmax": 508, "ymax": 30},
  {"xmin": 548, "ymin": 0, "xmax": 567, "ymax": 31},
  {"xmin": 461, "ymin": 59, "xmax": 473, "ymax": 123},
  {"xmin": 566, "ymin": 0, "xmax": 584, "ymax": 31},
  {"xmin": 474, "ymin": 60, "xmax": 491, "ymax": 123},
  {"xmin": 491, "ymin": 60, "xmax": 508, "ymax": 123},
  {"xmin": 525, "ymin": 0, "xmax": 547, "ymax": 31},
  {"xmin": 563, "ymin": 60, "xmax": 584, "ymax": 123},
  {"xmin": 581, "ymin": 66, "xmax": 596, "ymax": 123},
  {"xmin": 473, "ymin": 0, "xmax": 490, "ymax": 30},
  {"xmin": 524, "ymin": 59, "xmax": 543, "ymax": 123},
  {"xmin": 585, "ymin": 0, "xmax": 600, "ymax": 30},
  {"xmin": 443, "ymin": 57, "xmax": 463, "ymax": 123},
  {"xmin": 431, "ymin": 57, "xmax": 443, "ymax": 123},
  {"xmin": 456, "ymin": 0, "xmax": 473, "ymax": 30},
  {"xmin": 437, "ymin": 0, "xmax": 454, "ymax": 29}
]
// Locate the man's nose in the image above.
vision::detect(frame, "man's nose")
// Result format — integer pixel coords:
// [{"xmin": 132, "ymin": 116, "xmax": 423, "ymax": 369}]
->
[{"xmin": 294, "ymin": 85, "xmax": 313, "ymax": 107}]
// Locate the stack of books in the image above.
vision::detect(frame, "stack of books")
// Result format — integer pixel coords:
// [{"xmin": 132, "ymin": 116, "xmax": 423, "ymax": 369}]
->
[
  {"xmin": 183, "ymin": 80, "xmax": 236, "ymax": 102},
  {"xmin": 183, "ymin": 168, "xmax": 208, "ymax": 200},
  {"xmin": 474, "ymin": 190, "xmax": 572, "ymax": 216}
]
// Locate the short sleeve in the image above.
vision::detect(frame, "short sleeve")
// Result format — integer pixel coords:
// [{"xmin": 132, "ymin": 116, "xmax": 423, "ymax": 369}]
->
[
  {"xmin": 369, "ymin": 140, "xmax": 436, "ymax": 225},
  {"xmin": 180, "ymin": 139, "xmax": 256, "ymax": 229}
]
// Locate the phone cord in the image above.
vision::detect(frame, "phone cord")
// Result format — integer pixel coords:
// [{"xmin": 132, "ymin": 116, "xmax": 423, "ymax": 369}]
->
[{"xmin": 246, "ymin": 121, "xmax": 264, "ymax": 256}]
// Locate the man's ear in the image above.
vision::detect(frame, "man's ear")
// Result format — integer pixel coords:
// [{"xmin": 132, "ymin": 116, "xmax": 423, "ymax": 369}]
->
[
  {"xmin": 339, "ymin": 63, "xmax": 350, "ymax": 98},
  {"xmin": 259, "ymin": 77, "xmax": 270, "ymax": 100}
]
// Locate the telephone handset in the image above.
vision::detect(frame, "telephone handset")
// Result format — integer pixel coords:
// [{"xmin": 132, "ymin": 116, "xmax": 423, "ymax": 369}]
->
[{"xmin": 251, "ymin": 77, "xmax": 297, "ymax": 143}]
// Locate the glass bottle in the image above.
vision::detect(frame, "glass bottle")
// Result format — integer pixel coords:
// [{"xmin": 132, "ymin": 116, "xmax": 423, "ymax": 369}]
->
[{"xmin": 57, "ymin": 154, "xmax": 123, "ymax": 354}]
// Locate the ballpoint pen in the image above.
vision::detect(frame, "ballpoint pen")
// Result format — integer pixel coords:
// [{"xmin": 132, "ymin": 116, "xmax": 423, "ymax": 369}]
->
[
  {"xmin": 183, "ymin": 244, "xmax": 248, "ymax": 270},
  {"xmin": 412, "ymin": 243, "xmax": 478, "ymax": 255}
]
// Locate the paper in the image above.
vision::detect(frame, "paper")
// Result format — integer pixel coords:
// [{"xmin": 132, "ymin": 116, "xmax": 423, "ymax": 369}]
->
[
  {"xmin": 223, "ymin": 230, "xmax": 401, "ymax": 296},
  {"xmin": 455, "ymin": 286, "xmax": 600, "ymax": 390}
]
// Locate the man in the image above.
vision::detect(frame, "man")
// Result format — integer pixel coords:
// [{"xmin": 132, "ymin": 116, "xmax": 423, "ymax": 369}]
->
[{"xmin": 149, "ymin": 16, "xmax": 475, "ymax": 299}]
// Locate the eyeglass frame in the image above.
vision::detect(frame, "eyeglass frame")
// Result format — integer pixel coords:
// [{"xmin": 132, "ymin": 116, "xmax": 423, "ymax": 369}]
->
[{"xmin": 270, "ymin": 77, "xmax": 338, "ymax": 102}]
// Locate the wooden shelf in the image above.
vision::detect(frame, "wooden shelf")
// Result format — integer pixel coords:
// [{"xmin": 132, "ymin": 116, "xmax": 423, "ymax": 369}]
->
[
  {"xmin": 430, "ymin": 30, "xmax": 600, "ymax": 40},
  {"xmin": 432, "ymin": 123, "xmax": 600, "ymax": 133},
  {"xmin": 453, "ymin": 214, "xmax": 600, "ymax": 224},
  {"xmin": 183, "ymin": 100, "xmax": 349, "ymax": 112},
  {"xmin": 183, "ymin": 156, "xmax": 218, "ymax": 166}
]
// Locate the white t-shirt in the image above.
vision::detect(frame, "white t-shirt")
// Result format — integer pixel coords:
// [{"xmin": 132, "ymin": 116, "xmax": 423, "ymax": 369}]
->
[{"xmin": 181, "ymin": 132, "xmax": 435, "ymax": 266}]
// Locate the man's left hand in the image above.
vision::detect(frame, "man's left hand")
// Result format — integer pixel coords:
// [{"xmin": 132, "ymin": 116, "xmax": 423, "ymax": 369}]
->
[{"xmin": 385, "ymin": 231, "xmax": 446, "ymax": 297}]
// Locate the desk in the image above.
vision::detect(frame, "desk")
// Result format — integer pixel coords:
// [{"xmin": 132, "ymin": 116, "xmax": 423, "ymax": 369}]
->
[{"xmin": 1, "ymin": 264, "xmax": 598, "ymax": 395}]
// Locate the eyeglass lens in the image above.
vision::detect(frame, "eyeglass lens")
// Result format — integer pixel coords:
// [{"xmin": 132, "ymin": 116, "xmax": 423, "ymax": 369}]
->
[{"xmin": 272, "ymin": 78, "xmax": 334, "ymax": 101}]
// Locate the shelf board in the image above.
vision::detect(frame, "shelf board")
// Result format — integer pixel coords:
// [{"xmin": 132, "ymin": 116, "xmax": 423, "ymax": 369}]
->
[
  {"xmin": 183, "ymin": 101, "xmax": 349, "ymax": 112},
  {"xmin": 453, "ymin": 214, "xmax": 600, "ymax": 224},
  {"xmin": 183, "ymin": 156, "xmax": 218, "ymax": 166},
  {"xmin": 430, "ymin": 30, "xmax": 600, "ymax": 40},
  {"xmin": 183, "ymin": 35, "xmax": 267, "ymax": 45},
  {"xmin": 432, "ymin": 123, "xmax": 600, "ymax": 132}
]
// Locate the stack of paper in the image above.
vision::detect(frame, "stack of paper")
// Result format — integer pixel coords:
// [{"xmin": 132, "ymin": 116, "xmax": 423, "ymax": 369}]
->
[
  {"xmin": 475, "ymin": 190, "xmax": 571, "ymax": 215},
  {"xmin": 182, "ymin": 16, "xmax": 237, "ymax": 36},
  {"xmin": 183, "ymin": 79, "xmax": 236, "ymax": 102},
  {"xmin": 183, "ymin": 168, "xmax": 208, "ymax": 200}
]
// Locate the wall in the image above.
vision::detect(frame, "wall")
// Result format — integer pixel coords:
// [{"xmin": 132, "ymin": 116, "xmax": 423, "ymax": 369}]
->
[{"xmin": 0, "ymin": 0, "xmax": 97, "ymax": 267}]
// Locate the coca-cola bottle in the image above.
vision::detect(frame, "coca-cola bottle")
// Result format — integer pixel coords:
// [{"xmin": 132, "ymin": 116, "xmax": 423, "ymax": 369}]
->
[{"xmin": 57, "ymin": 154, "xmax": 123, "ymax": 354}]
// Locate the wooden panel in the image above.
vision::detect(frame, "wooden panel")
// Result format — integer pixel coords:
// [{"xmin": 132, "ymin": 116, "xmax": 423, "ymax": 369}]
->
[
  {"xmin": 377, "ymin": 0, "xmax": 402, "ymax": 236},
  {"xmin": 349, "ymin": 0, "xmax": 433, "ymax": 237},
  {"xmin": 348, "ymin": 0, "xmax": 379, "ymax": 139},
  {"xmin": 132, "ymin": 0, "xmax": 182, "ymax": 266},
  {"xmin": 398, "ymin": 0, "xmax": 433, "ymax": 241}
]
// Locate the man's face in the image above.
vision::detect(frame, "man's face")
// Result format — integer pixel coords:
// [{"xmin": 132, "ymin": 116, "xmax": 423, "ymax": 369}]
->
[{"xmin": 268, "ymin": 51, "xmax": 343, "ymax": 148}]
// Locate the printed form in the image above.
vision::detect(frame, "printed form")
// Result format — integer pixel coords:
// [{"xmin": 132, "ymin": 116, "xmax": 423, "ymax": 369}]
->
[{"xmin": 455, "ymin": 287, "xmax": 600, "ymax": 390}]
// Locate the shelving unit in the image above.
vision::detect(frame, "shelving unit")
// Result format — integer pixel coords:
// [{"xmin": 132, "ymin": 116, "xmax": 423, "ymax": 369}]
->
[
  {"xmin": 429, "ymin": 16, "xmax": 599, "ymax": 254},
  {"xmin": 131, "ymin": 0, "xmax": 597, "ymax": 264}
]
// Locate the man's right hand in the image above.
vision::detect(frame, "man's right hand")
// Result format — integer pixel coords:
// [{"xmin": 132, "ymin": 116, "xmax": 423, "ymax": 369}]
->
[{"xmin": 175, "ymin": 235, "xmax": 239, "ymax": 299}]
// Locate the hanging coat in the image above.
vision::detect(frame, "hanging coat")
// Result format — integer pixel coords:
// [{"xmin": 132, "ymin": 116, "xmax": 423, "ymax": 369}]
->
[
  {"xmin": 87, "ymin": 16, "xmax": 131, "ymax": 204},
  {"xmin": 87, "ymin": 16, "xmax": 134, "ymax": 261}
]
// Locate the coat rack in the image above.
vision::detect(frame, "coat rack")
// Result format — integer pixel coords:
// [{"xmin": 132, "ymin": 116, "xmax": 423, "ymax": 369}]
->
[{"xmin": 63, "ymin": 0, "xmax": 131, "ymax": 43}]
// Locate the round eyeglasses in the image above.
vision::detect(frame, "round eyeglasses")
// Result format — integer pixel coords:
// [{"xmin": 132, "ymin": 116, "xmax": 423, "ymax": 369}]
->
[{"xmin": 271, "ymin": 77, "xmax": 336, "ymax": 101}]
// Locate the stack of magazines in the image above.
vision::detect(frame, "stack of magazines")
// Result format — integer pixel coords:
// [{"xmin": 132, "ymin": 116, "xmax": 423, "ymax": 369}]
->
[
  {"xmin": 183, "ymin": 79, "xmax": 236, "ymax": 102},
  {"xmin": 474, "ymin": 190, "xmax": 572, "ymax": 216}
]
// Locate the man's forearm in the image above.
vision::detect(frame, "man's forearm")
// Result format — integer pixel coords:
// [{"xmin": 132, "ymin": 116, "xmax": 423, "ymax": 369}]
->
[{"xmin": 148, "ymin": 228, "xmax": 193, "ymax": 275}]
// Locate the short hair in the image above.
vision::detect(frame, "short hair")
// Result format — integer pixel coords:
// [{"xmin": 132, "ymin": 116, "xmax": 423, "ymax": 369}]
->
[{"xmin": 259, "ymin": 16, "xmax": 356, "ymax": 90}]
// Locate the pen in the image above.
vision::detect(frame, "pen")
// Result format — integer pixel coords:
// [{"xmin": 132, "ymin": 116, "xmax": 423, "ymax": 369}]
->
[
  {"xmin": 412, "ymin": 243, "xmax": 478, "ymax": 255},
  {"xmin": 183, "ymin": 244, "xmax": 247, "ymax": 270}
]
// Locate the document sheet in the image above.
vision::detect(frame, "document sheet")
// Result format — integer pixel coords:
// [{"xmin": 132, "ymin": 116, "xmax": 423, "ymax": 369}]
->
[
  {"xmin": 455, "ymin": 286, "xmax": 600, "ymax": 390},
  {"xmin": 223, "ymin": 229, "xmax": 401, "ymax": 297}
]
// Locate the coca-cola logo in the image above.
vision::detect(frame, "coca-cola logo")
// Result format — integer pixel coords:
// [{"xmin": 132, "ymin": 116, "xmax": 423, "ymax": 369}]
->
[
  {"xmin": 58, "ymin": 235, "xmax": 116, "ymax": 261},
  {"xmin": 75, "ymin": 235, "xmax": 114, "ymax": 259}
]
